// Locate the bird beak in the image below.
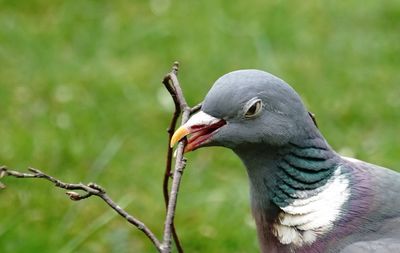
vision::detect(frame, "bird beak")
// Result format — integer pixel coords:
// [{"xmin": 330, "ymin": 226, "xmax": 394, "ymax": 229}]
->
[{"xmin": 170, "ymin": 111, "xmax": 226, "ymax": 152}]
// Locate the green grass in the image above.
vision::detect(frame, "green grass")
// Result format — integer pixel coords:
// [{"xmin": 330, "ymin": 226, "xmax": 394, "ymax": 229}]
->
[{"xmin": 0, "ymin": 1, "xmax": 399, "ymax": 252}]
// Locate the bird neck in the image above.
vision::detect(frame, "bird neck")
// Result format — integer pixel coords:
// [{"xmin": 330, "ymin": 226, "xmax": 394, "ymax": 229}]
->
[{"xmin": 235, "ymin": 135, "xmax": 350, "ymax": 250}]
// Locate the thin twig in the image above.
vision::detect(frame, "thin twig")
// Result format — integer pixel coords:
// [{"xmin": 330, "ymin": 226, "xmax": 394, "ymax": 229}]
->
[
  {"xmin": 161, "ymin": 62, "xmax": 185, "ymax": 253},
  {"xmin": 161, "ymin": 62, "xmax": 191, "ymax": 253},
  {"xmin": 190, "ymin": 102, "xmax": 202, "ymax": 115},
  {"xmin": 0, "ymin": 62, "xmax": 195, "ymax": 253},
  {"xmin": 0, "ymin": 166, "xmax": 162, "ymax": 252}
]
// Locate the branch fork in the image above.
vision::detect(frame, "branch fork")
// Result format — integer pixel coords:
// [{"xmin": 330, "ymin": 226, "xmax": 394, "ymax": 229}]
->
[{"xmin": 0, "ymin": 62, "xmax": 199, "ymax": 253}]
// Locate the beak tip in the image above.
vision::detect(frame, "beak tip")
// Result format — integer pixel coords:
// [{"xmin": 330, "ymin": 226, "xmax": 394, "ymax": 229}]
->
[
  {"xmin": 170, "ymin": 126, "xmax": 190, "ymax": 148},
  {"xmin": 170, "ymin": 139, "xmax": 177, "ymax": 148}
]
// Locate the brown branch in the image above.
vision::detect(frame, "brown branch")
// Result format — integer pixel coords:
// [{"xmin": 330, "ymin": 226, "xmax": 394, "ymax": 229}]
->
[
  {"xmin": 162, "ymin": 62, "xmax": 184, "ymax": 253},
  {"xmin": 0, "ymin": 62, "xmax": 196, "ymax": 253},
  {"xmin": 160, "ymin": 62, "xmax": 193, "ymax": 253},
  {"xmin": 190, "ymin": 102, "xmax": 202, "ymax": 115},
  {"xmin": 0, "ymin": 166, "xmax": 162, "ymax": 251}
]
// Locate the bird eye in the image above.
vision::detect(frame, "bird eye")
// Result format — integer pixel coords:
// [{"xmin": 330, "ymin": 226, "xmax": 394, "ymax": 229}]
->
[{"xmin": 244, "ymin": 99, "xmax": 263, "ymax": 118}]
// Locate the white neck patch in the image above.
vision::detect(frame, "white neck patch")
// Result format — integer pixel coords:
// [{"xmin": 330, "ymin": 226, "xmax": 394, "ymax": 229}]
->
[{"xmin": 272, "ymin": 168, "xmax": 350, "ymax": 247}]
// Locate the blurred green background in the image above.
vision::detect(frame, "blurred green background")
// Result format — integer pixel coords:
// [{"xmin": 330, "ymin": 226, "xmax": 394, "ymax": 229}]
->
[{"xmin": 0, "ymin": 0, "xmax": 399, "ymax": 252}]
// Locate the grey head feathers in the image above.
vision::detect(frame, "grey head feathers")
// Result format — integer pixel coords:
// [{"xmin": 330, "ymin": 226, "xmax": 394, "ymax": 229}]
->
[{"xmin": 202, "ymin": 69, "xmax": 320, "ymax": 148}]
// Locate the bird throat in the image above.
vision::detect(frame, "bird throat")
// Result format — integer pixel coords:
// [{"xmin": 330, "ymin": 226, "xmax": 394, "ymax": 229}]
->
[{"xmin": 235, "ymin": 137, "xmax": 350, "ymax": 250}]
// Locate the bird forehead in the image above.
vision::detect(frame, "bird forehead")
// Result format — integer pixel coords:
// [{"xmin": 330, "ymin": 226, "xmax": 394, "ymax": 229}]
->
[
  {"xmin": 202, "ymin": 69, "xmax": 297, "ymax": 118},
  {"xmin": 202, "ymin": 84, "xmax": 257, "ymax": 118}
]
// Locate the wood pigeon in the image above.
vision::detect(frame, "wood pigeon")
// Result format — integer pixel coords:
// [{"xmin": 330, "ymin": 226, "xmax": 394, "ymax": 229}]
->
[{"xmin": 170, "ymin": 70, "xmax": 400, "ymax": 253}]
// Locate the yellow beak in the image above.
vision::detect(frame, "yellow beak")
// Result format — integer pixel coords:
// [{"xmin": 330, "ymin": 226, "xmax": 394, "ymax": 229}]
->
[
  {"xmin": 170, "ymin": 126, "xmax": 190, "ymax": 147},
  {"xmin": 169, "ymin": 111, "xmax": 226, "ymax": 152}
]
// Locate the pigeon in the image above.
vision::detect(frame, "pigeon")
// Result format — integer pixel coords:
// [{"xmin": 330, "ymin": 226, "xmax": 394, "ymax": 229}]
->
[{"xmin": 170, "ymin": 70, "xmax": 400, "ymax": 253}]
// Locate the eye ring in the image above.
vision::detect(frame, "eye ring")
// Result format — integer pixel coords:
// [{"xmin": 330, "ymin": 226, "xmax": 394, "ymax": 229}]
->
[{"xmin": 244, "ymin": 99, "xmax": 263, "ymax": 118}]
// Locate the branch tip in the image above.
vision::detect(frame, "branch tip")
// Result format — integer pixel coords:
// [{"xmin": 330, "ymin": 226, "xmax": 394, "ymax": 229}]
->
[
  {"xmin": 190, "ymin": 103, "xmax": 202, "ymax": 115},
  {"xmin": 0, "ymin": 168, "xmax": 6, "ymax": 179},
  {"xmin": 172, "ymin": 61, "xmax": 179, "ymax": 75},
  {"xmin": 66, "ymin": 191, "xmax": 81, "ymax": 201}
]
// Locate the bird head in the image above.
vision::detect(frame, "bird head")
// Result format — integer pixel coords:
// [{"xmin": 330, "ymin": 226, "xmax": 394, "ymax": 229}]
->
[{"xmin": 171, "ymin": 70, "xmax": 318, "ymax": 153}]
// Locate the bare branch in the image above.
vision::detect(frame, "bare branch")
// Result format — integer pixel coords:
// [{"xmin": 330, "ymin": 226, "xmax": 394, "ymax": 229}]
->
[
  {"xmin": 190, "ymin": 102, "xmax": 202, "ymax": 115},
  {"xmin": 1, "ymin": 61, "xmax": 197, "ymax": 253},
  {"xmin": 0, "ymin": 166, "xmax": 162, "ymax": 252},
  {"xmin": 161, "ymin": 61, "xmax": 186, "ymax": 253},
  {"xmin": 160, "ymin": 62, "xmax": 195, "ymax": 253}
]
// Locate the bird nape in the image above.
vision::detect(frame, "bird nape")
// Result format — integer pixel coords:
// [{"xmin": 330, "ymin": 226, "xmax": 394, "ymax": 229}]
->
[{"xmin": 170, "ymin": 70, "xmax": 400, "ymax": 253}]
